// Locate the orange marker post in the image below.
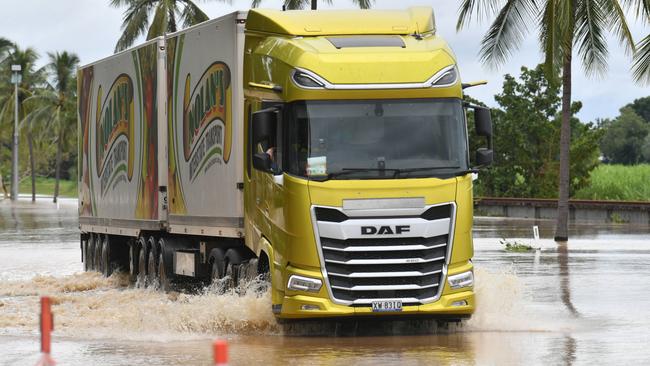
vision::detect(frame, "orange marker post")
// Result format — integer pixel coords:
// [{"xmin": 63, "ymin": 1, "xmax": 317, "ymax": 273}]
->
[
  {"xmin": 213, "ymin": 339, "xmax": 228, "ymax": 366},
  {"xmin": 35, "ymin": 296, "xmax": 56, "ymax": 366}
]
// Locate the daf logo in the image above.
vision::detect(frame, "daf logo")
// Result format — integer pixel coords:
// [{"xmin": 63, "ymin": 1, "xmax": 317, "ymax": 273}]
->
[{"xmin": 361, "ymin": 225, "xmax": 411, "ymax": 235}]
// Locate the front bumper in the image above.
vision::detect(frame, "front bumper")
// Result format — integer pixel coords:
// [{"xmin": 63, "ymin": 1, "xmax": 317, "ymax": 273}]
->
[
  {"xmin": 278, "ymin": 289, "xmax": 474, "ymax": 319},
  {"xmin": 277, "ymin": 262, "xmax": 474, "ymax": 319}
]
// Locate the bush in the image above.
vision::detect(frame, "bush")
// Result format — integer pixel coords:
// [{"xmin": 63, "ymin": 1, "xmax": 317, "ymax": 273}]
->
[{"xmin": 574, "ymin": 164, "xmax": 650, "ymax": 201}]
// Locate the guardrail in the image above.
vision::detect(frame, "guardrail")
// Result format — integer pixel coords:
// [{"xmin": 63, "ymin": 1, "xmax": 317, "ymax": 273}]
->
[{"xmin": 474, "ymin": 197, "xmax": 650, "ymax": 224}]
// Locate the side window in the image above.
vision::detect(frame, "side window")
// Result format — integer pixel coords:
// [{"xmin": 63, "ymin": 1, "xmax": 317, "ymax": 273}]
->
[{"xmin": 261, "ymin": 101, "xmax": 284, "ymax": 174}]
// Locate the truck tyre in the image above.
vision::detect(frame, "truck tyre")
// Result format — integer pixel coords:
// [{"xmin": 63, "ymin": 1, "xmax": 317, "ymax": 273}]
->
[
  {"xmin": 137, "ymin": 244, "xmax": 147, "ymax": 287},
  {"xmin": 209, "ymin": 248, "xmax": 227, "ymax": 292},
  {"xmin": 224, "ymin": 248, "xmax": 246, "ymax": 290},
  {"xmin": 147, "ymin": 236, "xmax": 158, "ymax": 287},
  {"xmin": 129, "ymin": 240, "xmax": 139, "ymax": 283},
  {"xmin": 101, "ymin": 235, "xmax": 111, "ymax": 277},
  {"xmin": 87, "ymin": 234, "xmax": 96, "ymax": 271},
  {"xmin": 83, "ymin": 236, "xmax": 90, "ymax": 271},
  {"xmin": 158, "ymin": 251, "xmax": 171, "ymax": 291},
  {"xmin": 210, "ymin": 248, "xmax": 226, "ymax": 280},
  {"xmin": 95, "ymin": 235, "xmax": 104, "ymax": 274}
]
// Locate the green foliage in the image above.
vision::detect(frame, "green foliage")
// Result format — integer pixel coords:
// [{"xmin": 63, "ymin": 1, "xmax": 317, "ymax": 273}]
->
[
  {"xmin": 600, "ymin": 108, "xmax": 650, "ymax": 164},
  {"xmin": 471, "ymin": 65, "xmax": 602, "ymax": 198},
  {"xmin": 111, "ymin": 0, "xmax": 213, "ymax": 52},
  {"xmin": 0, "ymin": 39, "xmax": 79, "ymax": 198},
  {"xmin": 626, "ymin": 96, "xmax": 650, "ymax": 123},
  {"xmin": 574, "ymin": 164, "xmax": 650, "ymax": 201},
  {"xmin": 18, "ymin": 177, "xmax": 77, "ymax": 198},
  {"xmin": 500, "ymin": 238, "xmax": 534, "ymax": 252}
]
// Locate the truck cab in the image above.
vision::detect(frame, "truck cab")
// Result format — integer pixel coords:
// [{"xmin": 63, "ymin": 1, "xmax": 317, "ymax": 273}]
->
[{"xmin": 242, "ymin": 7, "xmax": 492, "ymax": 319}]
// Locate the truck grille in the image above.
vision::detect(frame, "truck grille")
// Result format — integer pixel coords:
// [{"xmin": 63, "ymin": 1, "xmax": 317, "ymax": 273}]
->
[{"xmin": 313, "ymin": 203, "xmax": 454, "ymax": 306}]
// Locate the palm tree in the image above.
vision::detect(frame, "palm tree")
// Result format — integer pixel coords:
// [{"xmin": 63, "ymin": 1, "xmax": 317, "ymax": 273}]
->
[
  {"xmin": 28, "ymin": 52, "xmax": 79, "ymax": 203},
  {"xmin": 631, "ymin": 2, "xmax": 650, "ymax": 84},
  {"xmin": 252, "ymin": 0, "xmax": 373, "ymax": 10},
  {"xmin": 111, "ymin": 0, "xmax": 215, "ymax": 52},
  {"xmin": 457, "ymin": 0, "xmax": 636, "ymax": 241},
  {"xmin": 1, "ymin": 45, "xmax": 47, "ymax": 202}
]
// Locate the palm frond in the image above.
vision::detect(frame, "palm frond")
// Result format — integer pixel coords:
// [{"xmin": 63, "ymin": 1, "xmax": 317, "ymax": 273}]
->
[
  {"xmin": 352, "ymin": 0, "xmax": 373, "ymax": 9},
  {"xmin": 478, "ymin": 0, "xmax": 538, "ymax": 69},
  {"xmin": 539, "ymin": 0, "xmax": 562, "ymax": 82},
  {"xmin": 110, "ymin": 0, "xmax": 138, "ymax": 7},
  {"xmin": 146, "ymin": 2, "xmax": 170, "ymax": 40},
  {"xmin": 284, "ymin": 0, "xmax": 308, "ymax": 10},
  {"xmin": 619, "ymin": 0, "xmax": 650, "ymax": 23},
  {"xmin": 602, "ymin": 0, "xmax": 636, "ymax": 55},
  {"xmin": 115, "ymin": 1, "xmax": 152, "ymax": 52},
  {"xmin": 456, "ymin": 0, "xmax": 506, "ymax": 31},
  {"xmin": 180, "ymin": 1, "xmax": 209, "ymax": 28},
  {"xmin": 574, "ymin": 0, "xmax": 609, "ymax": 76},
  {"xmin": 632, "ymin": 33, "xmax": 650, "ymax": 84}
]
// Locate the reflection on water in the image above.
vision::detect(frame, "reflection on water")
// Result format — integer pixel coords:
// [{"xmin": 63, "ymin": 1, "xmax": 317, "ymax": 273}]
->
[
  {"xmin": 2, "ymin": 199, "xmax": 650, "ymax": 365},
  {"xmin": 558, "ymin": 241, "xmax": 579, "ymax": 317}
]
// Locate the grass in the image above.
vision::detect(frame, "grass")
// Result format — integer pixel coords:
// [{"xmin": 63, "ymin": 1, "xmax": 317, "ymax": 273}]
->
[
  {"xmin": 500, "ymin": 238, "xmax": 534, "ymax": 252},
  {"xmin": 575, "ymin": 164, "xmax": 650, "ymax": 201},
  {"xmin": 18, "ymin": 177, "xmax": 77, "ymax": 198}
]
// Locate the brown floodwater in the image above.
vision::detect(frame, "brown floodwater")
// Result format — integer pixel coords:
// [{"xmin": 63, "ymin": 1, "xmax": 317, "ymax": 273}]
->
[{"xmin": 1, "ymin": 198, "xmax": 650, "ymax": 365}]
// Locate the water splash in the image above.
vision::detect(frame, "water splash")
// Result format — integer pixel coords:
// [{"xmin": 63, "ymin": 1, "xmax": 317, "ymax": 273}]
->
[{"xmin": 0, "ymin": 272, "xmax": 278, "ymax": 340}]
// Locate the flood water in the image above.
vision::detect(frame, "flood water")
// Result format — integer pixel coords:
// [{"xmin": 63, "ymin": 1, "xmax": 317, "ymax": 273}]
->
[{"xmin": 1, "ymin": 198, "xmax": 650, "ymax": 365}]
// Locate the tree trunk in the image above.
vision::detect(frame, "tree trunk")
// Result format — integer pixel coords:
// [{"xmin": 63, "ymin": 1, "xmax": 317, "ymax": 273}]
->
[
  {"xmin": 53, "ymin": 126, "xmax": 64, "ymax": 203},
  {"xmin": 311, "ymin": 0, "xmax": 317, "ymax": 10},
  {"xmin": 554, "ymin": 50, "xmax": 572, "ymax": 242},
  {"xmin": 27, "ymin": 131, "xmax": 36, "ymax": 202}
]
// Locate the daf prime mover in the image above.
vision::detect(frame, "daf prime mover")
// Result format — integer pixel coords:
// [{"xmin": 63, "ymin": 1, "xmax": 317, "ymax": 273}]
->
[{"xmin": 78, "ymin": 7, "xmax": 493, "ymax": 320}]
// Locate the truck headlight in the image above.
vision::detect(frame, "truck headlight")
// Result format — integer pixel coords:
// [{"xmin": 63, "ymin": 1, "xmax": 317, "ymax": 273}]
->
[
  {"xmin": 447, "ymin": 271, "xmax": 474, "ymax": 289},
  {"xmin": 430, "ymin": 65, "xmax": 458, "ymax": 87},
  {"xmin": 292, "ymin": 70, "xmax": 325, "ymax": 89},
  {"xmin": 287, "ymin": 275, "xmax": 322, "ymax": 293}
]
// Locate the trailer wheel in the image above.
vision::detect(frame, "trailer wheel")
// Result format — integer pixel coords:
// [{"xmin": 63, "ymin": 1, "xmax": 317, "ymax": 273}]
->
[
  {"xmin": 137, "ymin": 244, "xmax": 147, "ymax": 287},
  {"xmin": 158, "ymin": 251, "xmax": 172, "ymax": 292},
  {"xmin": 83, "ymin": 236, "xmax": 91, "ymax": 271},
  {"xmin": 147, "ymin": 236, "xmax": 158, "ymax": 287},
  {"xmin": 87, "ymin": 234, "xmax": 95, "ymax": 271},
  {"xmin": 101, "ymin": 235, "xmax": 111, "ymax": 277},
  {"xmin": 224, "ymin": 248, "xmax": 246, "ymax": 290},
  {"xmin": 128, "ymin": 240, "xmax": 139, "ymax": 283},
  {"xmin": 95, "ymin": 235, "xmax": 104, "ymax": 273}
]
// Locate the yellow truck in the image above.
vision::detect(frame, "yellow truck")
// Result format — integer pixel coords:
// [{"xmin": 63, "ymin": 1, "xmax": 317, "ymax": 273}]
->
[{"xmin": 78, "ymin": 7, "xmax": 493, "ymax": 321}]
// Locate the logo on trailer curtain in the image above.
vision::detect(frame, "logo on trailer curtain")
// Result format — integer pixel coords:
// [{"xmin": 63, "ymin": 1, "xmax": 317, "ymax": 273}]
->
[
  {"xmin": 95, "ymin": 74, "xmax": 135, "ymax": 196},
  {"xmin": 182, "ymin": 61, "xmax": 232, "ymax": 182}
]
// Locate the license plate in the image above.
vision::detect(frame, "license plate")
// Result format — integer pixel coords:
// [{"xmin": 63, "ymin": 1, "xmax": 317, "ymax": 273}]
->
[{"xmin": 371, "ymin": 300, "xmax": 402, "ymax": 312}]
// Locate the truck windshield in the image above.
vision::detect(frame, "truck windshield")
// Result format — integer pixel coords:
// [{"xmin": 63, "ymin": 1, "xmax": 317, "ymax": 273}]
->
[{"xmin": 284, "ymin": 99, "xmax": 469, "ymax": 180}]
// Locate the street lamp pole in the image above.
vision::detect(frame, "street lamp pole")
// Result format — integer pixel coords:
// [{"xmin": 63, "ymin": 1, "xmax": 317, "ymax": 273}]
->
[{"xmin": 11, "ymin": 64, "xmax": 21, "ymax": 201}]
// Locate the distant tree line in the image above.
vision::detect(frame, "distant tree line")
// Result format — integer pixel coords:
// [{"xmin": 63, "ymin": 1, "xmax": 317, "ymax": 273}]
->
[
  {"xmin": 0, "ymin": 37, "xmax": 78, "ymax": 202},
  {"xmin": 599, "ymin": 97, "xmax": 650, "ymax": 164}
]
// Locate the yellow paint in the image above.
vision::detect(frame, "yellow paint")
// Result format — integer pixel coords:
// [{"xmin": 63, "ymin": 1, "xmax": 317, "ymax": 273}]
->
[{"xmin": 243, "ymin": 7, "xmax": 475, "ymax": 319}]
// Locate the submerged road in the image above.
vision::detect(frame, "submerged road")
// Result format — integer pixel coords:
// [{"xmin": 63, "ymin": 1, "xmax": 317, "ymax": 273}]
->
[{"xmin": 1, "ymin": 198, "xmax": 649, "ymax": 365}]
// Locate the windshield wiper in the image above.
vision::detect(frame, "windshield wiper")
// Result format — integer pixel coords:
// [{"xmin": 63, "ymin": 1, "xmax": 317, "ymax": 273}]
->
[
  {"xmin": 396, "ymin": 166, "xmax": 461, "ymax": 177},
  {"xmin": 326, "ymin": 168, "xmax": 403, "ymax": 180},
  {"xmin": 311, "ymin": 166, "xmax": 464, "ymax": 181}
]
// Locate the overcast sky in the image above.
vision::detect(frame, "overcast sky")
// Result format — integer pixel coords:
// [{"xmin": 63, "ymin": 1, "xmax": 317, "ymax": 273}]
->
[{"xmin": 1, "ymin": 0, "xmax": 648, "ymax": 121}]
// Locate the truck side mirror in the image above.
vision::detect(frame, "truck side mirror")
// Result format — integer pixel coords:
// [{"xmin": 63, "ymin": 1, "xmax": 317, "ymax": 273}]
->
[
  {"xmin": 474, "ymin": 106, "xmax": 492, "ymax": 137},
  {"xmin": 252, "ymin": 152, "xmax": 273, "ymax": 172},
  {"xmin": 476, "ymin": 148, "xmax": 493, "ymax": 166},
  {"xmin": 252, "ymin": 108, "xmax": 278, "ymax": 146},
  {"xmin": 465, "ymin": 104, "xmax": 494, "ymax": 168}
]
